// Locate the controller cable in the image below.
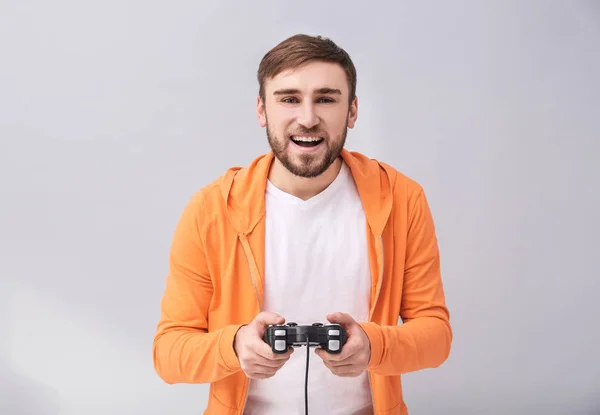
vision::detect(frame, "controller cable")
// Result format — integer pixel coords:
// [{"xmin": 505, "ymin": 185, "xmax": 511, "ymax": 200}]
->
[{"xmin": 304, "ymin": 334, "xmax": 310, "ymax": 415}]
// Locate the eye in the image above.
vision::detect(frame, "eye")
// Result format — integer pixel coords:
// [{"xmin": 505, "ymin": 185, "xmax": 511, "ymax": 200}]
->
[
  {"xmin": 317, "ymin": 97, "xmax": 335, "ymax": 103},
  {"xmin": 281, "ymin": 97, "xmax": 299, "ymax": 104}
]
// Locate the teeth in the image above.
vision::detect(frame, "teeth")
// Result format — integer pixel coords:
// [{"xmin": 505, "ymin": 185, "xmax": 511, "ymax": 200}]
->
[{"xmin": 291, "ymin": 136, "xmax": 322, "ymax": 142}]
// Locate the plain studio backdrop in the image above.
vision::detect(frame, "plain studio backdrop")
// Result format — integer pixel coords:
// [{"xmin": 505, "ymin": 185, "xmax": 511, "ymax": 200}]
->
[{"xmin": 1, "ymin": 1, "xmax": 599, "ymax": 414}]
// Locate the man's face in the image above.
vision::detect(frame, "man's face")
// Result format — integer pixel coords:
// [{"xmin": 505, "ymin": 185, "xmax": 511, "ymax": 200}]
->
[{"xmin": 257, "ymin": 61, "xmax": 358, "ymax": 178}]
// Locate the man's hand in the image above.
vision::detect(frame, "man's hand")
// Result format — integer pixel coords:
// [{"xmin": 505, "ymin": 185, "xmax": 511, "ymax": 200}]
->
[
  {"xmin": 315, "ymin": 312, "xmax": 371, "ymax": 377},
  {"xmin": 234, "ymin": 311, "xmax": 294, "ymax": 379}
]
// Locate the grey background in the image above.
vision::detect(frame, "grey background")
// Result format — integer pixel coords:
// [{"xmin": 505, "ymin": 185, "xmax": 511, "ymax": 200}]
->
[{"xmin": 1, "ymin": 0, "xmax": 599, "ymax": 414}]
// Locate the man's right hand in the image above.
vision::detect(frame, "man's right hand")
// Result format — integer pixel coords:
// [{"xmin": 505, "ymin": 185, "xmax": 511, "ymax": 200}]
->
[{"xmin": 233, "ymin": 311, "xmax": 294, "ymax": 379}]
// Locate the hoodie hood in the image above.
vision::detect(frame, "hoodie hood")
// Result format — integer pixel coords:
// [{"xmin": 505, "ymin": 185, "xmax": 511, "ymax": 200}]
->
[{"xmin": 219, "ymin": 149, "xmax": 396, "ymax": 237}]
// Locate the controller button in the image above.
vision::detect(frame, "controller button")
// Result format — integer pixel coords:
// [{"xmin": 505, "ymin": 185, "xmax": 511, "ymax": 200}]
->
[
  {"xmin": 274, "ymin": 329, "xmax": 286, "ymax": 336},
  {"xmin": 328, "ymin": 329, "xmax": 340, "ymax": 336},
  {"xmin": 274, "ymin": 340, "xmax": 286, "ymax": 351},
  {"xmin": 328, "ymin": 340, "xmax": 340, "ymax": 351}
]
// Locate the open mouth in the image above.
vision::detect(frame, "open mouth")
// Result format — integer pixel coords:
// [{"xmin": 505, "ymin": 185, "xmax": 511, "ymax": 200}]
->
[{"xmin": 290, "ymin": 135, "xmax": 324, "ymax": 148}]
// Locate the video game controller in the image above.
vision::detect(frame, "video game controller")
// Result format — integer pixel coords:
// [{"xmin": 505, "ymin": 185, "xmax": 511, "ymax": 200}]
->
[{"xmin": 263, "ymin": 322, "xmax": 347, "ymax": 354}]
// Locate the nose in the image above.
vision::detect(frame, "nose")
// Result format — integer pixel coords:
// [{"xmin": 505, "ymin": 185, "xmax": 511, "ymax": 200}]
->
[{"xmin": 296, "ymin": 102, "xmax": 320, "ymax": 129}]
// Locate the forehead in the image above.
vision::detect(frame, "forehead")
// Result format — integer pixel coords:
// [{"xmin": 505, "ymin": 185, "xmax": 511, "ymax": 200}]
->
[{"xmin": 265, "ymin": 61, "xmax": 348, "ymax": 95}]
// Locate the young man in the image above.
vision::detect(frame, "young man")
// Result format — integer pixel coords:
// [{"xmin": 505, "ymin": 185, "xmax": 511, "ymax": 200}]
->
[{"xmin": 153, "ymin": 34, "xmax": 452, "ymax": 414}]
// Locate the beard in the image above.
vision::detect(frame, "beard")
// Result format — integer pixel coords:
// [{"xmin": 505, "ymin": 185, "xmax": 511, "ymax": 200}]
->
[{"xmin": 266, "ymin": 115, "xmax": 348, "ymax": 178}]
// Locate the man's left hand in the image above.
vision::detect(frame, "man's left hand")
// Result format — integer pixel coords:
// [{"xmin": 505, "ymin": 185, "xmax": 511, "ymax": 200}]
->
[{"xmin": 315, "ymin": 312, "xmax": 371, "ymax": 377}]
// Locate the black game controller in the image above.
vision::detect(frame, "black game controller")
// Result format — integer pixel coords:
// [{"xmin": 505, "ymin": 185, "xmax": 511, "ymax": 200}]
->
[{"xmin": 263, "ymin": 322, "xmax": 347, "ymax": 354}]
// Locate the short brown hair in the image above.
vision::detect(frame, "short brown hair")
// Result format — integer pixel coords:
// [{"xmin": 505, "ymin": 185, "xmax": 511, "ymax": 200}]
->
[{"xmin": 257, "ymin": 34, "xmax": 357, "ymax": 104}]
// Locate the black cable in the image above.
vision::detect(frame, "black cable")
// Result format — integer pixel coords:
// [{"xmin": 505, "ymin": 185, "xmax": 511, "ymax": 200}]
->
[{"xmin": 305, "ymin": 334, "xmax": 309, "ymax": 415}]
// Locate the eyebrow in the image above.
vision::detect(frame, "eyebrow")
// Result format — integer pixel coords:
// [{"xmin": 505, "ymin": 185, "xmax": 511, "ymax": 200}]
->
[{"xmin": 273, "ymin": 88, "xmax": 342, "ymax": 96}]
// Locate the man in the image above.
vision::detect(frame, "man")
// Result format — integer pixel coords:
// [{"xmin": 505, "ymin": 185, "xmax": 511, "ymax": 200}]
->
[{"xmin": 153, "ymin": 34, "xmax": 452, "ymax": 414}]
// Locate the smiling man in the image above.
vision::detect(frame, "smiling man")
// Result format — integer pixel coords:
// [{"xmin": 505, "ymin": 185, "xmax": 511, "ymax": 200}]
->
[{"xmin": 153, "ymin": 34, "xmax": 453, "ymax": 415}]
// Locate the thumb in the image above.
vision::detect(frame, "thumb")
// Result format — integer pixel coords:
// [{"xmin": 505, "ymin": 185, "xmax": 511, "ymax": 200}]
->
[
  {"xmin": 326, "ymin": 312, "xmax": 355, "ymax": 327},
  {"xmin": 252, "ymin": 311, "xmax": 285, "ymax": 330}
]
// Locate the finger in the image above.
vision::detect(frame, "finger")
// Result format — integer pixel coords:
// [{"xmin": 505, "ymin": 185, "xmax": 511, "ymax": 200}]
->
[
  {"xmin": 326, "ymin": 312, "xmax": 355, "ymax": 326},
  {"xmin": 315, "ymin": 349, "xmax": 345, "ymax": 364},
  {"xmin": 322, "ymin": 352, "xmax": 356, "ymax": 367},
  {"xmin": 253, "ymin": 341, "xmax": 294, "ymax": 361},
  {"xmin": 248, "ymin": 372, "xmax": 275, "ymax": 380},
  {"xmin": 253, "ymin": 311, "xmax": 285, "ymax": 329},
  {"xmin": 334, "ymin": 370, "xmax": 364, "ymax": 378},
  {"xmin": 250, "ymin": 358, "xmax": 288, "ymax": 371},
  {"xmin": 245, "ymin": 365, "xmax": 280, "ymax": 379},
  {"xmin": 253, "ymin": 351, "xmax": 293, "ymax": 366},
  {"xmin": 248, "ymin": 367, "xmax": 290, "ymax": 379},
  {"xmin": 315, "ymin": 341, "xmax": 356, "ymax": 362},
  {"xmin": 324, "ymin": 361, "xmax": 356, "ymax": 372},
  {"xmin": 242, "ymin": 356, "xmax": 290, "ymax": 378},
  {"xmin": 322, "ymin": 361, "xmax": 364, "ymax": 377},
  {"xmin": 250, "ymin": 354, "xmax": 291, "ymax": 368},
  {"xmin": 324, "ymin": 355, "xmax": 356, "ymax": 367}
]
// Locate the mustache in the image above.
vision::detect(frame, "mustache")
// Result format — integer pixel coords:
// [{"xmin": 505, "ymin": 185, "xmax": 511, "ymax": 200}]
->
[{"xmin": 287, "ymin": 126, "xmax": 327, "ymax": 137}]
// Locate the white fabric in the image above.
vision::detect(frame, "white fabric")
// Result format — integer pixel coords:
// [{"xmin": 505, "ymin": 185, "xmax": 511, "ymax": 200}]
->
[{"xmin": 243, "ymin": 161, "xmax": 374, "ymax": 415}]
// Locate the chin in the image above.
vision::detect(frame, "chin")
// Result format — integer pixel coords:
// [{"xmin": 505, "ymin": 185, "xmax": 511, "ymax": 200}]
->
[{"xmin": 284, "ymin": 155, "xmax": 333, "ymax": 178}]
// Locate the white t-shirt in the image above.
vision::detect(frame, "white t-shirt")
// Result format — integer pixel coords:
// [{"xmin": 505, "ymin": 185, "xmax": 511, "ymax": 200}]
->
[{"xmin": 243, "ymin": 161, "xmax": 374, "ymax": 415}]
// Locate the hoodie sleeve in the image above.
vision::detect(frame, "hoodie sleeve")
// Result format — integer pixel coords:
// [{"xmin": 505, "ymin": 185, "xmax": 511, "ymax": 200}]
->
[
  {"xmin": 153, "ymin": 192, "xmax": 243, "ymax": 384},
  {"xmin": 360, "ymin": 187, "xmax": 452, "ymax": 376}
]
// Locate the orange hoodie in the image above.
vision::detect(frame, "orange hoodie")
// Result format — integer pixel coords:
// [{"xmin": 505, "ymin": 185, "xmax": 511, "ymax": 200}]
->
[{"xmin": 153, "ymin": 149, "xmax": 452, "ymax": 414}]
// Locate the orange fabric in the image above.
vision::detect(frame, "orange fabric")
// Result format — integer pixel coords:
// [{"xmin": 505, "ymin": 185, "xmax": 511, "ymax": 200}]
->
[{"xmin": 153, "ymin": 149, "xmax": 452, "ymax": 414}]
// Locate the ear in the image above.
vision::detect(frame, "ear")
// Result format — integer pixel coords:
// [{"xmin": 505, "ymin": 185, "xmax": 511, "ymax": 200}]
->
[
  {"xmin": 256, "ymin": 96, "xmax": 267, "ymax": 128},
  {"xmin": 347, "ymin": 96, "xmax": 358, "ymax": 129}
]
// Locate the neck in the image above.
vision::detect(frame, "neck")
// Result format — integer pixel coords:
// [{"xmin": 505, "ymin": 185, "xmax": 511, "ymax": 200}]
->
[{"xmin": 268, "ymin": 157, "xmax": 343, "ymax": 200}]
